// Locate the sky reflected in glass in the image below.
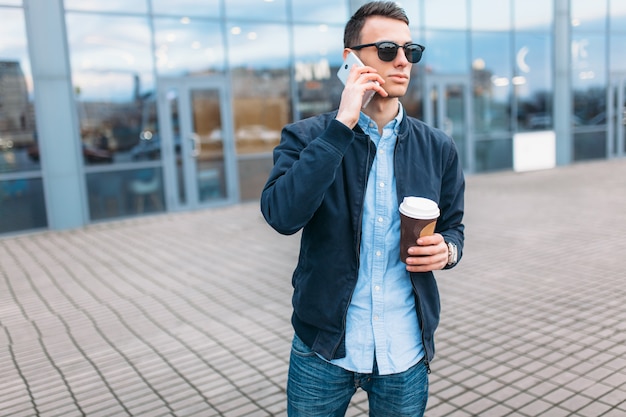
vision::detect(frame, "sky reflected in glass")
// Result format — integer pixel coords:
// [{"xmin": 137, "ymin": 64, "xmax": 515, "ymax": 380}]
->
[
  {"xmin": 293, "ymin": 24, "xmax": 343, "ymax": 65},
  {"xmin": 226, "ymin": 0, "xmax": 287, "ymax": 22},
  {"xmin": 514, "ymin": 0, "xmax": 552, "ymax": 30},
  {"xmin": 227, "ymin": 22, "xmax": 290, "ymax": 69},
  {"xmin": 151, "ymin": 0, "xmax": 220, "ymax": 17},
  {"xmin": 423, "ymin": 30, "xmax": 468, "ymax": 74},
  {"xmin": 291, "ymin": 1, "xmax": 348, "ymax": 24},
  {"xmin": 64, "ymin": 0, "xmax": 148, "ymax": 13},
  {"xmin": 471, "ymin": 0, "xmax": 511, "ymax": 31},
  {"xmin": 66, "ymin": 13, "xmax": 154, "ymax": 101},
  {"xmin": 609, "ymin": 34, "xmax": 626, "ymax": 72},
  {"xmin": 571, "ymin": 0, "xmax": 608, "ymax": 32},
  {"xmin": 609, "ymin": 0, "xmax": 626, "ymax": 33},
  {"xmin": 424, "ymin": 0, "xmax": 467, "ymax": 30},
  {"xmin": 153, "ymin": 18, "xmax": 225, "ymax": 75},
  {"xmin": 396, "ymin": 0, "xmax": 419, "ymax": 27}
]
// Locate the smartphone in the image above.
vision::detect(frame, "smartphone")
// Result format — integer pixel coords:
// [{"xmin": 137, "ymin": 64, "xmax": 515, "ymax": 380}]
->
[{"xmin": 337, "ymin": 51, "xmax": 377, "ymax": 108}]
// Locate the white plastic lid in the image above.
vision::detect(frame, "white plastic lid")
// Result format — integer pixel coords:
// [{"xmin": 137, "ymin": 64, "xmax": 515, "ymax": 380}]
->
[{"xmin": 399, "ymin": 196, "xmax": 440, "ymax": 219}]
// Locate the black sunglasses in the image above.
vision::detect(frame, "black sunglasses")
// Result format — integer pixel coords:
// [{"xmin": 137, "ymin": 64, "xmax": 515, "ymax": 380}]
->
[{"xmin": 349, "ymin": 41, "xmax": 425, "ymax": 63}]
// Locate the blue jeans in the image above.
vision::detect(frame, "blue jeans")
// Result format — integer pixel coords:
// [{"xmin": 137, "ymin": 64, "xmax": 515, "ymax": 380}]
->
[{"xmin": 287, "ymin": 335, "xmax": 429, "ymax": 417}]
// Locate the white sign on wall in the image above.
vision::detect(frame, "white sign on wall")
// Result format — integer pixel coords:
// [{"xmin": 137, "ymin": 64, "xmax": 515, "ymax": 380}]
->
[{"xmin": 513, "ymin": 130, "xmax": 556, "ymax": 172}]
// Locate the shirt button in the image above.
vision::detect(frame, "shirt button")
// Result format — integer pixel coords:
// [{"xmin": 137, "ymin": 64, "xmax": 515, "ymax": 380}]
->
[
  {"xmin": 379, "ymin": 182, "xmax": 385, "ymax": 188},
  {"xmin": 373, "ymin": 315, "xmax": 379, "ymax": 321},
  {"xmin": 376, "ymin": 250, "xmax": 382, "ymax": 257},
  {"xmin": 375, "ymin": 285, "xmax": 381, "ymax": 291},
  {"xmin": 377, "ymin": 217, "xmax": 383, "ymax": 223},
  {"xmin": 379, "ymin": 149, "xmax": 384, "ymax": 155}
]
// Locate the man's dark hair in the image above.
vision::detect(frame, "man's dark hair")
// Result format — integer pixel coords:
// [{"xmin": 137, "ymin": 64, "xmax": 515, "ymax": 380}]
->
[{"xmin": 343, "ymin": 1, "xmax": 410, "ymax": 48}]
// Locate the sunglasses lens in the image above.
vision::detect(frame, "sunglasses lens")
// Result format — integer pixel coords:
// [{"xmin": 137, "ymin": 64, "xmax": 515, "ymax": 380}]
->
[
  {"xmin": 377, "ymin": 42, "xmax": 399, "ymax": 62},
  {"xmin": 405, "ymin": 44, "xmax": 423, "ymax": 63}
]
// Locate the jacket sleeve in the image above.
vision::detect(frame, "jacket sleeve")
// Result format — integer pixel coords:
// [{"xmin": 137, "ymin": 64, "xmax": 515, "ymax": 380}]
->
[
  {"xmin": 438, "ymin": 139, "xmax": 465, "ymax": 268},
  {"xmin": 260, "ymin": 118, "xmax": 355, "ymax": 235}
]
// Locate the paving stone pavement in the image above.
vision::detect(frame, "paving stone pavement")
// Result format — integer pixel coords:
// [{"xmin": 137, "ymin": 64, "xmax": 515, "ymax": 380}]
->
[{"xmin": 1, "ymin": 158, "xmax": 626, "ymax": 417}]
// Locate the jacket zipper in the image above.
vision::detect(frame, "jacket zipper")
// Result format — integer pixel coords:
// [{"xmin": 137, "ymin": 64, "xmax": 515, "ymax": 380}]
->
[{"xmin": 332, "ymin": 136, "xmax": 373, "ymax": 359}]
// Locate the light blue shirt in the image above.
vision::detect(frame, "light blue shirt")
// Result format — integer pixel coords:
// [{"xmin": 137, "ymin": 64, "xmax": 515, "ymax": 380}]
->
[{"xmin": 330, "ymin": 104, "xmax": 424, "ymax": 375}]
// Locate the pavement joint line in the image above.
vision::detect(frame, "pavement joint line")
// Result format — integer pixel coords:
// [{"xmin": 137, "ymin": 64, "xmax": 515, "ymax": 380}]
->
[{"xmin": 1, "ymin": 160, "xmax": 626, "ymax": 416}]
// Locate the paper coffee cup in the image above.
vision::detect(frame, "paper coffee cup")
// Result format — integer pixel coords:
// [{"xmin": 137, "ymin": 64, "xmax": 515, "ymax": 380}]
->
[{"xmin": 399, "ymin": 197, "xmax": 440, "ymax": 263}]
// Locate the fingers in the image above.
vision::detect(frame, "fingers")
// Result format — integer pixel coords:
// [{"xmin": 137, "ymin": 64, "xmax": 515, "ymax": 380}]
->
[
  {"xmin": 405, "ymin": 235, "xmax": 448, "ymax": 272},
  {"xmin": 405, "ymin": 253, "xmax": 447, "ymax": 272},
  {"xmin": 347, "ymin": 64, "xmax": 383, "ymax": 86},
  {"xmin": 335, "ymin": 66, "xmax": 385, "ymax": 128}
]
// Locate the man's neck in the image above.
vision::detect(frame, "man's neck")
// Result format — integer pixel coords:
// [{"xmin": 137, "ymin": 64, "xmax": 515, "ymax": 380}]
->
[{"xmin": 362, "ymin": 97, "xmax": 400, "ymax": 134}]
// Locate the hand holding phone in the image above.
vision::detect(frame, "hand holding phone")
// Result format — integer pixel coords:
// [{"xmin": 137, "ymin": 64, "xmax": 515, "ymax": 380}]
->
[{"xmin": 337, "ymin": 52, "xmax": 378, "ymax": 109}]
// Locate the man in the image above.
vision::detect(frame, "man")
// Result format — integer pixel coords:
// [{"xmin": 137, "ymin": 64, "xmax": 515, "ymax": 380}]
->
[{"xmin": 261, "ymin": 1, "xmax": 465, "ymax": 415}]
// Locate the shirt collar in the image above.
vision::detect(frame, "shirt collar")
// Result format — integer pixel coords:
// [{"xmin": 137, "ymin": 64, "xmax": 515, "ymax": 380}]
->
[{"xmin": 357, "ymin": 102, "xmax": 404, "ymax": 135}]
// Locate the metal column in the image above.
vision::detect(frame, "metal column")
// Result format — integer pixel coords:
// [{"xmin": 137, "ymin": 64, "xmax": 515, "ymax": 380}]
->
[
  {"xmin": 23, "ymin": 0, "xmax": 87, "ymax": 230},
  {"xmin": 554, "ymin": 0, "xmax": 573, "ymax": 166}
]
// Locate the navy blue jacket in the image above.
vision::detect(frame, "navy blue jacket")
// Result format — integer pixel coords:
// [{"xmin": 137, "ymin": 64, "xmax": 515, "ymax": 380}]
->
[{"xmin": 261, "ymin": 109, "xmax": 465, "ymax": 365}]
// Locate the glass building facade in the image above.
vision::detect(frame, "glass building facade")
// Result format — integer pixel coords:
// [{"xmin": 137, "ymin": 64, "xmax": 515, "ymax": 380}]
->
[{"xmin": 1, "ymin": 0, "xmax": 625, "ymax": 235}]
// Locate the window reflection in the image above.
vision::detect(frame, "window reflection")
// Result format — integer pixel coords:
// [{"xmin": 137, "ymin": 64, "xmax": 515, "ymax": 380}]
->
[
  {"xmin": 610, "ymin": 0, "xmax": 626, "ymax": 33},
  {"xmin": 87, "ymin": 168, "xmax": 164, "ymax": 220},
  {"xmin": 228, "ymin": 22, "xmax": 290, "ymax": 155},
  {"xmin": 574, "ymin": 131, "xmax": 606, "ymax": 161},
  {"xmin": 0, "ymin": 0, "xmax": 21, "ymax": 5},
  {"xmin": 225, "ymin": 0, "xmax": 287, "ymax": 21},
  {"xmin": 475, "ymin": 138, "xmax": 513, "ymax": 172},
  {"xmin": 293, "ymin": 24, "xmax": 343, "ymax": 119},
  {"xmin": 0, "ymin": 5, "xmax": 46, "ymax": 235},
  {"xmin": 424, "ymin": 0, "xmax": 467, "ymax": 30},
  {"xmin": 64, "ymin": 0, "xmax": 147, "ymax": 13},
  {"xmin": 153, "ymin": 18, "xmax": 225, "ymax": 76},
  {"xmin": 471, "ymin": 0, "xmax": 511, "ymax": 31},
  {"xmin": 571, "ymin": 0, "xmax": 608, "ymax": 32},
  {"xmin": 66, "ymin": 13, "xmax": 156, "ymax": 164},
  {"xmin": 396, "ymin": 1, "xmax": 419, "ymax": 26},
  {"xmin": 423, "ymin": 30, "xmax": 468, "ymax": 74},
  {"xmin": 0, "ymin": 178, "xmax": 47, "ymax": 234},
  {"xmin": 228, "ymin": 22, "xmax": 290, "ymax": 200},
  {"xmin": 472, "ymin": 32, "xmax": 512, "ymax": 133},
  {"xmin": 572, "ymin": 34, "xmax": 607, "ymax": 125},
  {"xmin": 190, "ymin": 88, "xmax": 227, "ymax": 202},
  {"xmin": 515, "ymin": 34, "xmax": 553, "ymax": 131},
  {"xmin": 611, "ymin": 34, "xmax": 626, "ymax": 72},
  {"xmin": 151, "ymin": 0, "xmax": 220, "ymax": 17},
  {"xmin": 0, "ymin": 9, "xmax": 38, "ymax": 173},
  {"xmin": 291, "ymin": 1, "xmax": 348, "ymax": 24},
  {"xmin": 514, "ymin": 0, "xmax": 553, "ymax": 31}
]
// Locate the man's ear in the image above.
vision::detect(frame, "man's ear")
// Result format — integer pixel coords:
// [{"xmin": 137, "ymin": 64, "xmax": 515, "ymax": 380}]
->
[{"xmin": 342, "ymin": 48, "xmax": 351, "ymax": 60}]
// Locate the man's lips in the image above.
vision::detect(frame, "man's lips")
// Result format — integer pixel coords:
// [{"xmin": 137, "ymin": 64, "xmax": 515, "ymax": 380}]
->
[{"xmin": 388, "ymin": 73, "xmax": 409, "ymax": 80}]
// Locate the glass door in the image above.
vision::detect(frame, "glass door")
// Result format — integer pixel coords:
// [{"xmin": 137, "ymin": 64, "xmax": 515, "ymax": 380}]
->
[
  {"xmin": 157, "ymin": 77, "xmax": 238, "ymax": 210},
  {"xmin": 424, "ymin": 75, "xmax": 473, "ymax": 172},
  {"xmin": 608, "ymin": 74, "xmax": 626, "ymax": 158}
]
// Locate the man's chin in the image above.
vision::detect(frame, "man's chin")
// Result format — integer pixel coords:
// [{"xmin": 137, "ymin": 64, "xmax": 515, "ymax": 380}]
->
[{"xmin": 385, "ymin": 84, "xmax": 409, "ymax": 97}]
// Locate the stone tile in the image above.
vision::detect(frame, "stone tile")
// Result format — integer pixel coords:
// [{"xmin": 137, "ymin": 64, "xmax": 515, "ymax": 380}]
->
[{"xmin": 2, "ymin": 160, "xmax": 626, "ymax": 416}]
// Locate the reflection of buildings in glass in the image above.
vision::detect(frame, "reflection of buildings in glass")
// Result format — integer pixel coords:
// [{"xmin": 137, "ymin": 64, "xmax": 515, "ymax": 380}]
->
[
  {"xmin": 75, "ymin": 72, "xmax": 153, "ymax": 156},
  {"xmin": 0, "ymin": 60, "xmax": 35, "ymax": 147},
  {"xmin": 230, "ymin": 67, "xmax": 289, "ymax": 153},
  {"xmin": 295, "ymin": 58, "xmax": 341, "ymax": 119},
  {"xmin": 471, "ymin": 66, "xmax": 495, "ymax": 132}
]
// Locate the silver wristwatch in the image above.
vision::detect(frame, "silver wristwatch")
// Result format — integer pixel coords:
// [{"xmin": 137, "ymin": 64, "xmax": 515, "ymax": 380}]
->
[{"xmin": 446, "ymin": 242, "xmax": 458, "ymax": 266}]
